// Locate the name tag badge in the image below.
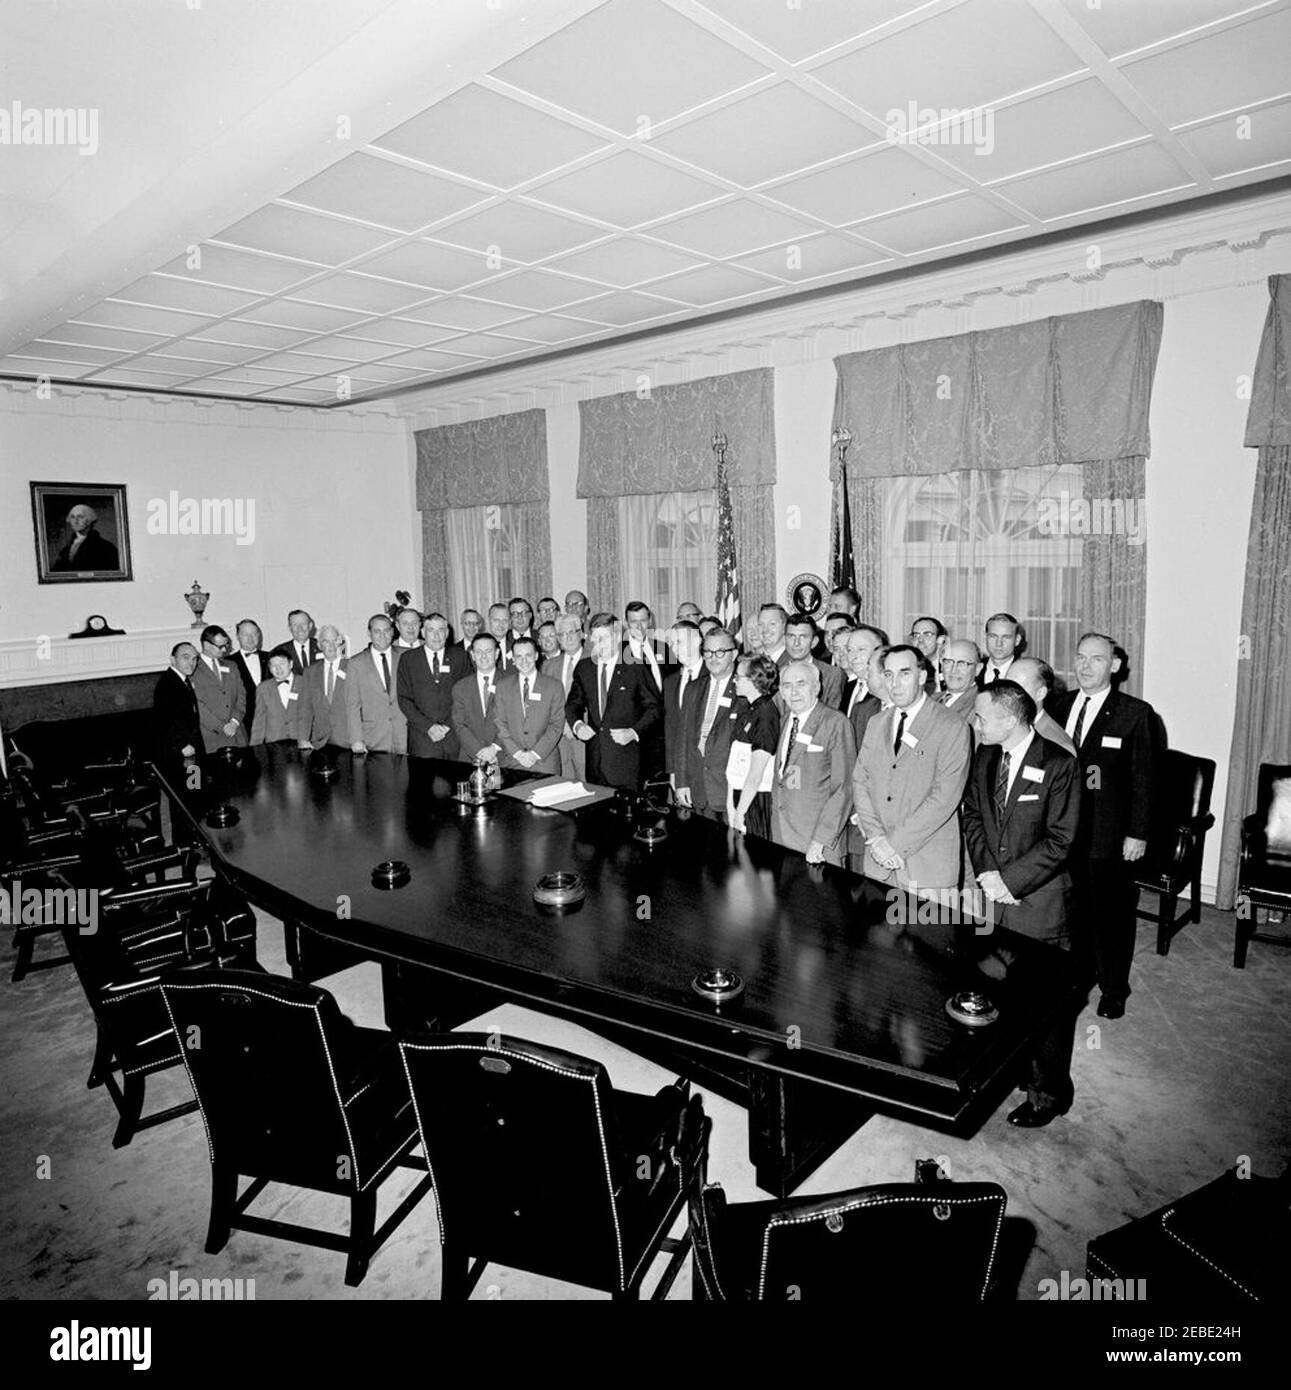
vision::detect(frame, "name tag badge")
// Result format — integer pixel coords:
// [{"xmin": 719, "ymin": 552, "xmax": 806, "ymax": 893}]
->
[
  {"xmin": 1018, "ymin": 793, "xmax": 1040, "ymax": 802},
  {"xmin": 286, "ymin": 691, "xmax": 299, "ymax": 702},
  {"xmin": 718, "ymin": 696, "xmax": 732, "ymax": 707},
  {"xmin": 806, "ymin": 743, "xmax": 825, "ymax": 753},
  {"xmin": 1102, "ymin": 735, "xmax": 1123, "ymax": 749},
  {"xmin": 1021, "ymin": 765, "xmax": 1044, "ymax": 783},
  {"xmin": 336, "ymin": 669, "xmax": 346, "ymax": 680},
  {"xmin": 796, "ymin": 731, "xmax": 814, "ymax": 746},
  {"xmin": 901, "ymin": 729, "xmax": 920, "ymax": 748}
]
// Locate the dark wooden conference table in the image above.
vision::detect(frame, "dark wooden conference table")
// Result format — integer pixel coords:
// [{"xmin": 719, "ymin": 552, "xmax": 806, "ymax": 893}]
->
[{"xmin": 156, "ymin": 745, "xmax": 1077, "ymax": 1196}]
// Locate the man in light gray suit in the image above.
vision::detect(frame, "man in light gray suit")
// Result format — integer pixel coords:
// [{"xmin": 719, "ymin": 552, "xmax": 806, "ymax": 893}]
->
[
  {"xmin": 1012, "ymin": 657, "xmax": 1077, "ymax": 757},
  {"xmin": 770, "ymin": 661, "xmax": 856, "ymax": 866},
  {"xmin": 299, "ymin": 624, "xmax": 351, "ymax": 749},
  {"xmin": 937, "ymin": 639, "xmax": 980, "ymax": 724},
  {"xmin": 853, "ymin": 644, "xmax": 972, "ymax": 892},
  {"xmin": 551, "ymin": 613, "xmax": 587, "ymax": 781},
  {"xmin": 493, "ymin": 636, "xmax": 565, "ymax": 774},
  {"xmin": 346, "ymin": 613, "xmax": 407, "ymax": 754},
  {"xmin": 191, "ymin": 625, "xmax": 247, "ymax": 752}
]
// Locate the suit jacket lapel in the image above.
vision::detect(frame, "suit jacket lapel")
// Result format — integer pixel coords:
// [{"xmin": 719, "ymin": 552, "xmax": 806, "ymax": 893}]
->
[{"xmin": 999, "ymin": 738, "xmax": 1043, "ymax": 827}]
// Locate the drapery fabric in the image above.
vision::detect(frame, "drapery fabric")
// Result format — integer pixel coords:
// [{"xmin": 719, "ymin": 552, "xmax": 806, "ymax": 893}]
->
[
  {"xmin": 1218, "ymin": 275, "xmax": 1291, "ymax": 908},
  {"xmin": 1079, "ymin": 456, "xmax": 1147, "ymax": 695},
  {"xmin": 578, "ymin": 369, "xmax": 777, "ymax": 618},
  {"xmin": 830, "ymin": 301, "xmax": 1163, "ymax": 478},
  {"xmin": 833, "ymin": 301, "xmax": 1161, "ymax": 680},
  {"xmin": 619, "ymin": 491, "xmax": 717, "ymax": 623},
  {"xmin": 414, "ymin": 410, "xmax": 552, "ymax": 615}
]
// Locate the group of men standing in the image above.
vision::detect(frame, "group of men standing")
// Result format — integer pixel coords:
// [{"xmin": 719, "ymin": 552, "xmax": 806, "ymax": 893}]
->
[{"xmin": 154, "ymin": 587, "xmax": 1158, "ymax": 1129}]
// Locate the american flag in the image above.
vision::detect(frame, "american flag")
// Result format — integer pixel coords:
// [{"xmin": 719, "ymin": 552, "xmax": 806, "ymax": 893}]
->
[{"xmin": 714, "ymin": 438, "xmax": 741, "ymax": 639}]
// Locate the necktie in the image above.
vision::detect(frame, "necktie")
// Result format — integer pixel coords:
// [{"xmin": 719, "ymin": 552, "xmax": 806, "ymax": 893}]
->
[
  {"xmin": 379, "ymin": 652, "xmax": 389, "ymax": 692},
  {"xmin": 1072, "ymin": 696, "xmax": 1090, "ymax": 747},
  {"xmin": 892, "ymin": 711, "xmax": 906, "ymax": 758},
  {"xmin": 214, "ymin": 658, "xmax": 222, "ymax": 683},
  {"xmin": 781, "ymin": 716, "xmax": 798, "ymax": 777},
  {"xmin": 599, "ymin": 663, "xmax": 609, "ymax": 720},
  {"xmin": 299, "ymin": 643, "xmax": 307, "ymax": 671},
  {"xmin": 991, "ymin": 665, "xmax": 1002, "ymax": 683},
  {"xmin": 325, "ymin": 664, "xmax": 333, "ymax": 701},
  {"xmin": 994, "ymin": 750, "xmax": 1010, "ymax": 822},
  {"xmin": 523, "ymin": 676, "xmax": 531, "ymax": 709},
  {"xmin": 699, "ymin": 680, "xmax": 721, "ymax": 753},
  {"xmin": 481, "ymin": 679, "xmax": 491, "ymax": 716}
]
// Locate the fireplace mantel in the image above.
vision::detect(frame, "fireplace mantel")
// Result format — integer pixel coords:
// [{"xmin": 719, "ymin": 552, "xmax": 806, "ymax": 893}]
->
[{"xmin": 0, "ymin": 626, "xmax": 199, "ymax": 689}]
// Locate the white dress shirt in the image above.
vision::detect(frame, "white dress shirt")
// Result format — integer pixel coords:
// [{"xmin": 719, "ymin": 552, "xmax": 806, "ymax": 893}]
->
[
  {"xmin": 1001, "ymin": 727, "xmax": 1036, "ymax": 798},
  {"xmin": 1064, "ymin": 684, "xmax": 1111, "ymax": 745}
]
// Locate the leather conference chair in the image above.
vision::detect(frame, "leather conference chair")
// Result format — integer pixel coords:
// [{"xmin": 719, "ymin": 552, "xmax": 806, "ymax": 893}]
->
[
  {"xmin": 1134, "ymin": 750, "xmax": 1216, "ymax": 956},
  {"xmin": 6, "ymin": 802, "xmax": 202, "ymax": 981},
  {"xmin": 398, "ymin": 1033, "xmax": 710, "ymax": 1299},
  {"xmin": 689, "ymin": 1158, "xmax": 1008, "ymax": 1300},
  {"xmin": 160, "ymin": 969, "xmax": 432, "ymax": 1287},
  {"xmin": 1235, "ymin": 761, "xmax": 1291, "ymax": 968},
  {"xmin": 64, "ymin": 878, "xmax": 258, "ymax": 1147}
]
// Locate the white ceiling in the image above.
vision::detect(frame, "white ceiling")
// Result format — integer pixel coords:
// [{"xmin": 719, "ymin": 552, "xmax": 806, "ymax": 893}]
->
[{"xmin": 3, "ymin": 0, "xmax": 1290, "ymax": 406}]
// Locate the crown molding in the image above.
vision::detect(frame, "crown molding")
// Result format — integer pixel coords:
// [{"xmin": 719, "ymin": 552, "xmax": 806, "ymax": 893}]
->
[{"xmin": 400, "ymin": 187, "xmax": 1291, "ymax": 427}]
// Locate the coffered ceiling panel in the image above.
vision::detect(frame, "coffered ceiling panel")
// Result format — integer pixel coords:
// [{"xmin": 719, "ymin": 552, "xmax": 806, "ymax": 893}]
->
[
  {"xmin": 492, "ymin": 0, "xmax": 771, "ymax": 134},
  {"xmin": 7, "ymin": 0, "xmax": 1289, "ymax": 404}
]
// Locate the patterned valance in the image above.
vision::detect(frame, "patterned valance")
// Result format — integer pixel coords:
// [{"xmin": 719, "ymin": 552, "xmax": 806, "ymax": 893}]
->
[
  {"xmin": 414, "ymin": 408, "xmax": 549, "ymax": 509},
  {"xmin": 832, "ymin": 301, "xmax": 1163, "ymax": 478},
  {"xmin": 1245, "ymin": 275, "xmax": 1291, "ymax": 447},
  {"xmin": 577, "ymin": 368, "xmax": 776, "ymax": 496}
]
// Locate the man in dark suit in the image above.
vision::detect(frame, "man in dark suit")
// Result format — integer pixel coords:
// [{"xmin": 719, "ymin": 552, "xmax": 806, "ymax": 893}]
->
[
  {"xmin": 837, "ymin": 627, "xmax": 887, "ymax": 750},
  {"xmin": 191, "ymin": 625, "xmax": 247, "ymax": 752},
  {"xmin": 50, "ymin": 503, "xmax": 119, "ymax": 572},
  {"xmin": 299, "ymin": 624, "xmax": 351, "ymax": 750},
  {"xmin": 503, "ymin": 597, "xmax": 535, "ymax": 663},
  {"xmin": 394, "ymin": 605, "xmax": 423, "ymax": 652},
  {"xmin": 493, "ymin": 636, "xmax": 565, "ymax": 774},
  {"xmin": 693, "ymin": 626, "xmax": 738, "ymax": 818},
  {"xmin": 910, "ymin": 616, "xmax": 948, "ymax": 693},
  {"xmin": 978, "ymin": 612, "xmax": 1024, "ymax": 687},
  {"xmin": 231, "ymin": 619, "xmax": 267, "ymax": 734},
  {"xmin": 1048, "ymin": 632, "xmax": 1158, "ymax": 1019},
  {"xmin": 398, "ymin": 612, "xmax": 471, "ymax": 760},
  {"xmin": 273, "ymin": 610, "xmax": 322, "ymax": 676},
  {"xmin": 784, "ymin": 614, "xmax": 844, "ymax": 709},
  {"xmin": 662, "ymin": 621, "xmax": 709, "ymax": 808},
  {"xmin": 153, "ymin": 642, "xmax": 202, "ymax": 761},
  {"xmin": 457, "ymin": 609, "xmax": 484, "ymax": 654},
  {"xmin": 621, "ymin": 601, "xmax": 672, "ymax": 781},
  {"xmin": 962, "ymin": 681, "xmax": 1082, "ymax": 1127},
  {"xmin": 451, "ymin": 633, "xmax": 504, "ymax": 762},
  {"xmin": 566, "ymin": 613, "xmax": 662, "ymax": 791}
]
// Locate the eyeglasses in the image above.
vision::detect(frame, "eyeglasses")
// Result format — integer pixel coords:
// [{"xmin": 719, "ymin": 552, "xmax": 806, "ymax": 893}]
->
[
  {"xmin": 212, "ymin": 640, "xmax": 231, "ymax": 651},
  {"xmin": 703, "ymin": 648, "xmax": 736, "ymax": 657},
  {"xmin": 944, "ymin": 659, "xmax": 975, "ymax": 669}
]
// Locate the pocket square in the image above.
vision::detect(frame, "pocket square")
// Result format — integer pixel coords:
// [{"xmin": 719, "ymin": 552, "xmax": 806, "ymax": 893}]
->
[{"xmin": 1018, "ymin": 793, "xmax": 1040, "ymax": 802}]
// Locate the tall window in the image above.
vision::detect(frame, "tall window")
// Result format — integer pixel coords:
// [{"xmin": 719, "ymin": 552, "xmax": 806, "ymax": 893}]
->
[
  {"xmin": 445, "ymin": 503, "xmax": 533, "ymax": 620},
  {"xmin": 881, "ymin": 466, "xmax": 1083, "ymax": 685},
  {"xmin": 619, "ymin": 491, "xmax": 716, "ymax": 621}
]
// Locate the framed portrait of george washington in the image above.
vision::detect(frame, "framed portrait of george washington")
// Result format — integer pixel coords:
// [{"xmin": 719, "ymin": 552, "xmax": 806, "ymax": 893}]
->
[{"xmin": 31, "ymin": 482, "xmax": 133, "ymax": 584}]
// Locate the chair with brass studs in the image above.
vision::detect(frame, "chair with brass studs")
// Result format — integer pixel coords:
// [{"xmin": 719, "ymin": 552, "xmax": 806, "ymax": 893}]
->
[
  {"xmin": 688, "ymin": 1158, "xmax": 1008, "ymax": 1300},
  {"xmin": 398, "ymin": 1033, "xmax": 710, "ymax": 1299}
]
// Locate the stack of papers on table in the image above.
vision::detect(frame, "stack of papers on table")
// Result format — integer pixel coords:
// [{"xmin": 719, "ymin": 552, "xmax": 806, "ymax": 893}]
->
[{"xmin": 528, "ymin": 781, "xmax": 590, "ymax": 807}]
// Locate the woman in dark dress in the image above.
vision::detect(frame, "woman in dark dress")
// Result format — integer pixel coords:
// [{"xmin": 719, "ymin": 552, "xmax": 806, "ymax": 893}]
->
[{"xmin": 725, "ymin": 653, "xmax": 780, "ymax": 841}]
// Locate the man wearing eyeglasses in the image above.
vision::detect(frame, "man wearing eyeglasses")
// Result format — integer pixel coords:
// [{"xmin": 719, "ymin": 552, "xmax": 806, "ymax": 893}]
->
[
  {"xmin": 693, "ymin": 629, "xmax": 739, "ymax": 819},
  {"xmin": 909, "ymin": 616, "xmax": 948, "ymax": 692},
  {"xmin": 191, "ymin": 624, "xmax": 247, "ymax": 752},
  {"xmin": 937, "ymin": 640, "xmax": 980, "ymax": 727}
]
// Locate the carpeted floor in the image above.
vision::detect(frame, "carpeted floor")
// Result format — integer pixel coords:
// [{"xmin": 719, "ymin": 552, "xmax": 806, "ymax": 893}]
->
[{"xmin": 2, "ymin": 897, "xmax": 1288, "ymax": 1300}]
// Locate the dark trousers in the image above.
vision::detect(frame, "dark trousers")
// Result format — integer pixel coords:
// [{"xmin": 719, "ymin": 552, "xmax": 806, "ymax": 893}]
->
[
  {"xmin": 1076, "ymin": 856, "xmax": 1140, "ymax": 1005},
  {"xmin": 1028, "ymin": 963, "xmax": 1080, "ymax": 1113}
]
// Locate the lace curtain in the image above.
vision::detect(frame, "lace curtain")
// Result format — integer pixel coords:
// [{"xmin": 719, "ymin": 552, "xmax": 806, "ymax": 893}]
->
[
  {"xmin": 414, "ymin": 409, "xmax": 552, "ymax": 619},
  {"xmin": 836, "ymin": 301, "xmax": 1161, "ymax": 683},
  {"xmin": 579, "ymin": 369, "xmax": 776, "ymax": 621}
]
